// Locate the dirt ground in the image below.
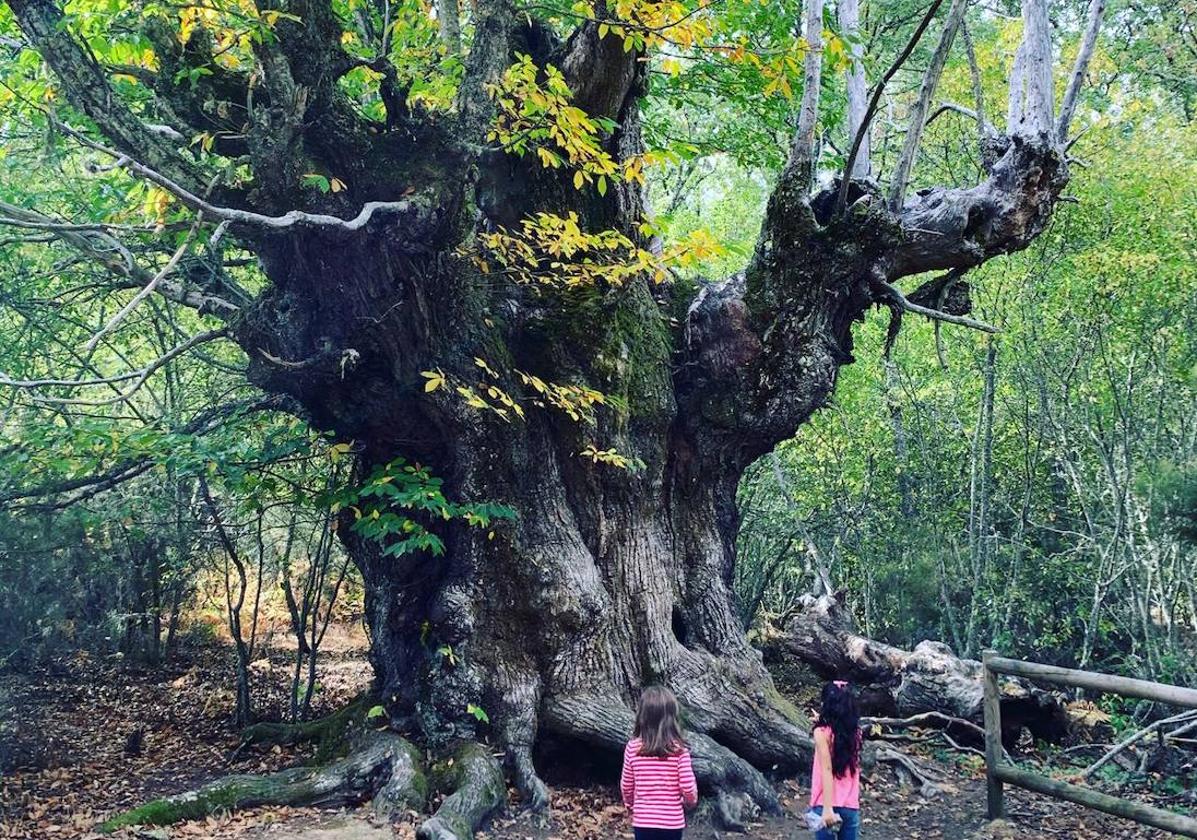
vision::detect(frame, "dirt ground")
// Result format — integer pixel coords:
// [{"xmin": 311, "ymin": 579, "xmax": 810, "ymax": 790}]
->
[{"xmin": 0, "ymin": 629, "xmax": 1190, "ymax": 839}]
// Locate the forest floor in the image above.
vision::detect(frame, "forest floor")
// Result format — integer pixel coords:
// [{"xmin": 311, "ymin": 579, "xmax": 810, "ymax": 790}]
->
[{"xmin": 0, "ymin": 627, "xmax": 1189, "ymax": 840}]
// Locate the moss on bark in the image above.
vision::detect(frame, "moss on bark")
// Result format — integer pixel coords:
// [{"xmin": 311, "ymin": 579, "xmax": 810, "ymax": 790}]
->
[
  {"xmin": 239, "ymin": 694, "xmax": 376, "ymax": 764},
  {"xmin": 96, "ymin": 729, "xmax": 422, "ymax": 833},
  {"xmin": 417, "ymin": 741, "xmax": 506, "ymax": 840}
]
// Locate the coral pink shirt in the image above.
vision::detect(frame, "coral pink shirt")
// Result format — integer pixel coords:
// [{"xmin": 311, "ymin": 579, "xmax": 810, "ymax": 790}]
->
[
  {"xmin": 620, "ymin": 737, "xmax": 698, "ymax": 829},
  {"xmin": 810, "ymin": 726, "xmax": 861, "ymax": 810}
]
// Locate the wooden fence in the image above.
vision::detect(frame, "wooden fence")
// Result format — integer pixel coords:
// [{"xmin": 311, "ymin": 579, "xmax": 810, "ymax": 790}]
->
[{"xmin": 982, "ymin": 650, "xmax": 1197, "ymax": 838}]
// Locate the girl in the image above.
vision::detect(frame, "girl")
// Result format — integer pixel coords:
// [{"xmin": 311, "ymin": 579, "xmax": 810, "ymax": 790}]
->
[
  {"xmin": 808, "ymin": 681, "xmax": 862, "ymax": 840},
  {"xmin": 620, "ymin": 686, "xmax": 699, "ymax": 840}
]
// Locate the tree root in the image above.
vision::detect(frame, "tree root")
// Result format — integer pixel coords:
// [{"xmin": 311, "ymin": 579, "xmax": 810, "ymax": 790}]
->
[
  {"xmin": 237, "ymin": 694, "xmax": 376, "ymax": 763},
  {"xmin": 542, "ymin": 692, "xmax": 780, "ymax": 831},
  {"xmin": 417, "ymin": 741, "xmax": 506, "ymax": 840},
  {"xmin": 507, "ymin": 744, "xmax": 550, "ymax": 811},
  {"xmin": 874, "ymin": 745, "xmax": 947, "ymax": 796},
  {"xmin": 97, "ymin": 730, "xmax": 425, "ymax": 833}
]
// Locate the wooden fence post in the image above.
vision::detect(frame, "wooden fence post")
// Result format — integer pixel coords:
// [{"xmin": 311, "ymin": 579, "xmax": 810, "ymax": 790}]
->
[{"xmin": 982, "ymin": 649, "xmax": 1004, "ymax": 820}]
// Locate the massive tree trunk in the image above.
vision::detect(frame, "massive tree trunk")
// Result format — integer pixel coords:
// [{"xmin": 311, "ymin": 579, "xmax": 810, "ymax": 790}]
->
[{"xmin": 8, "ymin": 0, "xmax": 1100, "ymax": 830}]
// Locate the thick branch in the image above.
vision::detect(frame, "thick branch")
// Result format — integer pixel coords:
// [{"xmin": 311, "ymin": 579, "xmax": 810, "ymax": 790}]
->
[
  {"xmin": 457, "ymin": 0, "xmax": 516, "ymax": 144},
  {"xmin": 786, "ymin": 0, "xmax": 825, "ymax": 190},
  {"xmin": 762, "ymin": 593, "xmax": 1071, "ymax": 742},
  {"xmin": 888, "ymin": 134, "xmax": 1066, "ymax": 277},
  {"xmin": 1056, "ymin": 0, "xmax": 1106, "ymax": 141},
  {"xmin": 1009, "ymin": 0, "xmax": 1055, "ymax": 139},
  {"xmin": 437, "ymin": 0, "xmax": 464, "ymax": 55},
  {"xmin": 839, "ymin": 0, "xmax": 869, "ymax": 179},
  {"xmin": 7, "ymin": 0, "xmax": 205, "ymax": 191},
  {"xmin": 835, "ymin": 0, "xmax": 947, "ymax": 215},
  {"xmin": 888, "ymin": 0, "xmax": 970, "ymax": 210}
]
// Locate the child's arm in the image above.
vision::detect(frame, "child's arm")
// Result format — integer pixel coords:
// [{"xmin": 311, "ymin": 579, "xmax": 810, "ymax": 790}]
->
[
  {"xmin": 814, "ymin": 729, "xmax": 841, "ymax": 827},
  {"xmin": 677, "ymin": 750, "xmax": 698, "ymax": 808},
  {"xmin": 620, "ymin": 742, "xmax": 635, "ymax": 809}
]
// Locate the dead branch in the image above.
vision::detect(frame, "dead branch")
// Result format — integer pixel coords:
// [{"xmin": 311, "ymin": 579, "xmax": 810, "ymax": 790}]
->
[
  {"xmin": 53, "ymin": 118, "xmax": 415, "ymax": 233},
  {"xmin": 2, "ymin": 328, "xmax": 229, "ymax": 408},
  {"xmin": 787, "ymin": 0, "xmax": 825, "ymax": 190},
  {"xmin": 876, "ymin": 279, "xmax": 999, "ymax": 333},
  {"xmin": 835, "ymin": 0, "xmax": 946, "ymax": 215},
  {"xmin": 1080, "ymin": 709, "xmax": 1197, "ymax": 780},
  {"xmin": 81, "ymin": 214, "xmax": 204, "ymax": 354},
  {"xmin": 888, "ymin": 0, "xmax": 970, "ymax": 210},
  {"xmin": 1057, "ymin": 0, "xmax": 1106, "ymax": 141}
]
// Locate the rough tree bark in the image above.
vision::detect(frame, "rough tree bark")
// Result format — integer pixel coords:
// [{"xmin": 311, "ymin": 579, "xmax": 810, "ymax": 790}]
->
[{"xmin": 7, "ymin": 0, "xmax": 1101, "ymax": 834}]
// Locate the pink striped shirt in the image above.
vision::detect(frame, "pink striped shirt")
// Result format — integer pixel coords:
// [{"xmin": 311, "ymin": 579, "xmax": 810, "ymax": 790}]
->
[{"xmin": 620, "ymin": 737, "xmax": 699, "ymax": 829}]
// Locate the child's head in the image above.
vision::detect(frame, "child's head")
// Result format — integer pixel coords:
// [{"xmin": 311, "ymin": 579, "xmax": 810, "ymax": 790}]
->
[
  {"xmin": 634, "ymin": 685, "xmax": 686, "ymax": 756},
  {"xmin": 816, "ymin": 680, "xmax": 861, "ymax": 777}
]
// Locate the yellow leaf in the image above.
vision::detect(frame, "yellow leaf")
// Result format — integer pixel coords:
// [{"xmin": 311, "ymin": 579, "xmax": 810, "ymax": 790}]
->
[{"xmin": 422, "ymin": 369, "xmax": 445, "ymax": 392}]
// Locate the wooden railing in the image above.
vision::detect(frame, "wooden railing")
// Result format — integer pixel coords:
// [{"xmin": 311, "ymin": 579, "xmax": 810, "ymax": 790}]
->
[{"xmin": 982, "ymin": 650, "xmax": 1197, "ymax": 838}]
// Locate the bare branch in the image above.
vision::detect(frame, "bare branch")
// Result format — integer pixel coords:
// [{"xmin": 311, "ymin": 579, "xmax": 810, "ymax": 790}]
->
[
  {"xmin": 1080, "ymin": 709, "xmax": 1197, "ymax": 780},
  {"xmin": 875, "ymin": 278, "xmax": 999, "ymax": 333},
  {"xmin": 888, "ymin": 0, "xmax": 970, "ymax": 210},
  {"xmin": 835, "ymin": 0, "xmax": 947, "ymax": 215},
  {"xmin": 1056, "ymin": 0, "xmax": 1106, "ymax": 141},
  {"xmin": 3, "ymin": 328, "xmax": 230, "ymax": 407},
  {"xmin": 925, "ymin": 101, "xmax": 981, "ymax": 126},
  {"xmin": 1006, "ymin": 40, "xmax": 1028, "ymax": 130},
  {"xmin": 54, "ymin": 119, "xmax": 414, "ymax": 233},
  {"xmin": 838, "ymin": 0, "xmax": 870, "ymax": 179},
  {"xmin": 960, "ymin": 22, "xmax": 991, "ymax": 141},
  {"xmin": 81, "ymin": 215, "xmax": 204, "ymax": 354},
  {"xmin": 787, "ymin": 0, "xmax": 825, "ymax": 190},
  {"xmin": 0, "ymin": 199, "xmax": 241, "ymax": 317}
]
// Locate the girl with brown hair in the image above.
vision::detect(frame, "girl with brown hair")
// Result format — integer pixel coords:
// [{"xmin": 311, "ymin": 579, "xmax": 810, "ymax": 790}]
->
[{"xmin": 620, "ymin": 686, "xmax": 699, "ymax": 840}]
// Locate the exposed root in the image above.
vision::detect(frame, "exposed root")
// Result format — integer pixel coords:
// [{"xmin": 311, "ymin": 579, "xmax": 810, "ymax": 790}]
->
[
  {"xmin": 97, "ymin": 730, "xmax": 424, "ymax": 833},
  {"xmin": 542, "ymin": 692, "xmax": 780, "ymax": 830},
  {"xmin": 874, "ymin": 745, "xmax": 947, "ymax": 796},
  {"xmin": 237, "ymin": 694, "xmax": 376, "ymax": 763},
  {"xmin": 372, "ymin": 737, "xmax": 431, "ymax": 821},
  {"xmin": 508, "ymin": 744, "xmax": 550, "ymax": 811},
  {"xmin": 417, "ymin": 741, "xmax": 506, "ymax": 840}
]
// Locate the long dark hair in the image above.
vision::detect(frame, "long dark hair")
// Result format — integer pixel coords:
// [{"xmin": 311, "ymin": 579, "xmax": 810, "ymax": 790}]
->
[
  {"xmin": 815, "ymin": 681, "xmax": 861, "ymax": 778},
  {"xmin": 634, "ymin": 686, "xmax": 688, "ymax": 757}
]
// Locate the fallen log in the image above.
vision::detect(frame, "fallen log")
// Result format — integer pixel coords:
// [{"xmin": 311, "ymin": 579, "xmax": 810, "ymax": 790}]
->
[{"xmin": 759, "ymin": 592, "xmax": 1071, "ymax": 745}]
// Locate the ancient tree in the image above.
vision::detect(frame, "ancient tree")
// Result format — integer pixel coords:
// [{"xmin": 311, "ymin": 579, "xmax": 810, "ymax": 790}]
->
[{"xmin": 4, "ymin": 0, "xmax": 1103, "ymax": 833}]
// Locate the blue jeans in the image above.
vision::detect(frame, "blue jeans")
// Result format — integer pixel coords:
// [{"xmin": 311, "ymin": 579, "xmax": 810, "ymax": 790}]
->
[{"xmin": 808, "ymin": 806, "xmax": 860, "ymax": 840}]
